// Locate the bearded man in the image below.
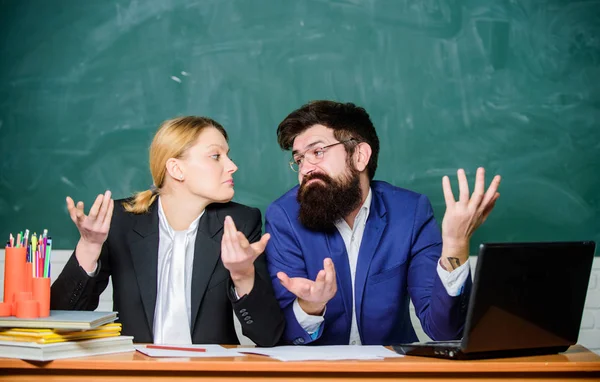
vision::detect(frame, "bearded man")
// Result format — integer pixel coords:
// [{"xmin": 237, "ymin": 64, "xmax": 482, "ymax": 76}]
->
[{"xmin": 265, "ymin": 100, "xmax": 501, "ymax": 345}]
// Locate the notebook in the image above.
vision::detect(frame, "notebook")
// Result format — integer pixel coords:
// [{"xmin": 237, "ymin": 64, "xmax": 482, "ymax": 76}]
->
[
  {"xmin": 0, "ymin": 323, "xmax": 122, "ymax": 344},
  {"xmin": 0, "ymin": 335, "xmax": 134, "ymax": 361},
  {"xmin": 0, "ymin": 310, "xmax": 117, "ymax": 330},
  {"xmin": 393, "ymin": 241, "xmax": 596, "ymax": 360}
]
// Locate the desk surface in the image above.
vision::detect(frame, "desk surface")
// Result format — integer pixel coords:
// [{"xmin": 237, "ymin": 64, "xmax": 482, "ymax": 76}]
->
[{"xmin": 1, "ymin": 345, "xmax": 599, "ymax": 381}]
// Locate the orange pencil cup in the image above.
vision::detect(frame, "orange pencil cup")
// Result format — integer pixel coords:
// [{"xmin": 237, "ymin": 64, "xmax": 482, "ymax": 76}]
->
[
  {"xmin": 3, "ymin": 246, "xmax": 26, "ymax": 305},
  {"xmin": 32, "ymin": 277, "xmax": 51, "ymax": 317},
  {"xmin": 24, "ymin": 262, "xmax": 33, "ymax": 293},
  {"xmin": 16, "ymin": 299, "xmax": 39, "ymax": 318}
]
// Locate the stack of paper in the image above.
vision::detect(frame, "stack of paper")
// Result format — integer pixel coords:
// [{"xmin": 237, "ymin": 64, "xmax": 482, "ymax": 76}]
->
[
  {"xmin": 240, "ymin": 345, "xmax": 404, "ymax": 361},
  {"xmin": 0, "ymin": 310, "xmax": 132, "ymax": 361},
  {"xmin": 0, "ymin": 336, "xmax": 134, "ymax": 361},
  {"xmin": 0, "ymin": 310, "xmax": 118, "ymax": 330},
  {"xmin": 0, "ymin": 323, "xmax": 123, "ymax": 344}
]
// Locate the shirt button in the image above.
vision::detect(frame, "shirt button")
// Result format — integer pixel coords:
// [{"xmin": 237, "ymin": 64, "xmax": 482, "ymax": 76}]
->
[{"xmin": 351, "ymin": 341, "xmax": 357, "ymax": 345}]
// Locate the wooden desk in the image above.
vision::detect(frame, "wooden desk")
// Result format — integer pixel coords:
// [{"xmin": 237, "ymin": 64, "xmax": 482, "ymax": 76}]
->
[{"xmin": 1, "ymin": 345, "xmax": 599, "ymax": 381}]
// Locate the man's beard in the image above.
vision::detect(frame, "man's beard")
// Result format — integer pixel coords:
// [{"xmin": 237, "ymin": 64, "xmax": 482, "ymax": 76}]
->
[{"xmin": 297, "ymin": 167, "xmax": 363, "ymax": 232}]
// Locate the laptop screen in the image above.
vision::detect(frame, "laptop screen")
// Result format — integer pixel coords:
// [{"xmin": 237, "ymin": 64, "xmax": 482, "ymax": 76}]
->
[{"xmin": 462, "ymin": 241, "xmax": 596, "ymax": 354}]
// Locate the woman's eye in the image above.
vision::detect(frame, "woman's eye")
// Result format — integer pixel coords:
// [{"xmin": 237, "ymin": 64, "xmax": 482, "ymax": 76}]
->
[{"xmin": 210, "ymin": 154, "xmax": 221, "ymax": 160}]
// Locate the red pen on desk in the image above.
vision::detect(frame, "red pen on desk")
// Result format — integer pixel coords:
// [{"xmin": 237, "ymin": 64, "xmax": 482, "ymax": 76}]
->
[{"xmin": 146, "ymin": 344, "xmax": 206, "ymax": 352}]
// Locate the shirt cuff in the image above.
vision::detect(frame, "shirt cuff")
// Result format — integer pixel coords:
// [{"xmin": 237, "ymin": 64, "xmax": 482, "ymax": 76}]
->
[
  {"xmin": 437, "ymin": 258, "xmax": 470, "ymax": 296},
  {"xmin": 85, "ymin": 260, "xmax": 100, "ymax": 277},
  {"xmin": 293, "ymin": 298, "xmax": 325, "ymax": 335}
]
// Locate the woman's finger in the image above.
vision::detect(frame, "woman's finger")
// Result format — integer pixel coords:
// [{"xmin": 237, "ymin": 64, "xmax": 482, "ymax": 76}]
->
[
  {"xmin": 102, "ymin": 198, "xmax": 114, "ymax": 230},
  {"xmin": 97, "ymin": 190, "xmax": 112, "ymax": 224},
  {"xmin": 66, "ymin": 197, "xmax": 78, "ymax": 224},
  {"xmin": 88, "ymin": 194, "xmax": 104, "ymax": 220}
]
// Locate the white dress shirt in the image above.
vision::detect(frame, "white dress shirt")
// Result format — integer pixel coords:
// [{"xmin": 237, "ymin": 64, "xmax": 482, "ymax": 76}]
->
[
  {"xmin": 153, "ymin": 197, "xmax": 204, "ymax": 344},
  {"xmin": 293, "ymin": 188, "xmax": 470, "ymax": 344}
]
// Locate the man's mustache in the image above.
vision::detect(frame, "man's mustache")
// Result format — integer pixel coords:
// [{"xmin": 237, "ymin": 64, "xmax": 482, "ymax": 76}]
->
[{"xmin": 300, "ymin": 172, "xmax": 333, "ymax": 188}]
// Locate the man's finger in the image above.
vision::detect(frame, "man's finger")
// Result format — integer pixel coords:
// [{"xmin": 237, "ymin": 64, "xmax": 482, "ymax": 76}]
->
[
  {"xmin": 277, "ymin": 272, "xmax": 290, "ymax": 288},
  {"xmin": 324, "ymin": 258, "xmax": 336, "ymax": 291},
  {"xmin": 277, "ymin": 273, "xmax": 310, "ymax": 298},
  {"xmin": 457, "ymin": 169, "xmax": 469, "ymax": 203},
  {"xmin": 442, "ymin": 176, "xmax": 455, "ymax": 206},
  {"xmin": 315, "ymin": 269, "xmax": 326, "ymax": 284},
  {"xmin": 480, "ymin": 193, "xmax": 500, "ymax": 223},
  {"xmin": 469, "ymin": 167, "xmax": 485, "ymax": 209},
  {"xmin": 481, "ymin": 175, "xmax": 502, "ymax": 207}
]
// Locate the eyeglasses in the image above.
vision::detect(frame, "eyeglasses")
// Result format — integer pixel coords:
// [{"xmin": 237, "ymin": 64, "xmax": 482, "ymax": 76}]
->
[{"xmin": 289, "ymin": 139, "xmax": 355, "ymax": 172}]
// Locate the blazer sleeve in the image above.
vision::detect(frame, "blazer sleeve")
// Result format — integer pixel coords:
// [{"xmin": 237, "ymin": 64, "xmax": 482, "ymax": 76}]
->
[
  {"xmin": 228, "ymin": 207, "xmax": 285, "ymax": 347},
  {"xmin": 408, "ymin": 194, "xmax": 472, "ymax": 340},
  {"xmin": 264, "ymin": 203, "xmax": 320, "ymax": 345},
  {"xmin": 50, "ymin": 242, "xmax": 112, "ymax": 311}
]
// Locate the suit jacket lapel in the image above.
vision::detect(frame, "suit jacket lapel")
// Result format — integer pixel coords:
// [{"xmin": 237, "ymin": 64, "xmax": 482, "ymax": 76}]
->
[
  {"xmin": 354, "ymin": 191, "xmax": 387, "ymax": 338},
  {"xmin": 325, "ymin": 231, "xmax": 353, "ymax": 331},
  {"xmin": 190, "ymin": 207, "xmax": 223, "ymax": 333},
  {"xmin": 128, "ymin": 201, "xmax": 160, "ymax": 335}
]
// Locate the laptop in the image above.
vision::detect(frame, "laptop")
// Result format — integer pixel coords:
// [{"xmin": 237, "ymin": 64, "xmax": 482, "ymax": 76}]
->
[{"xmin": 393, "ymin": 241, "xmax": 596, "ymax": 360}]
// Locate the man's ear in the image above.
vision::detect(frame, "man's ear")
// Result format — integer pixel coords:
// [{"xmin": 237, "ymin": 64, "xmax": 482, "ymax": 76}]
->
[
  {"xmin": 165, "ymin": 158, "xmax": 184, "ymax": 182},
  {"xmin": 353, "ymin": 142, "xmax": 372, "ymax": 172}
]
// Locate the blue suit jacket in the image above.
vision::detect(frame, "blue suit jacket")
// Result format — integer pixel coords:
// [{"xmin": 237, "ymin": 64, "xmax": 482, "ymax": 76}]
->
[{"xmin": 265, "ymin": 181, "xmax": 471, "ymax": 345}]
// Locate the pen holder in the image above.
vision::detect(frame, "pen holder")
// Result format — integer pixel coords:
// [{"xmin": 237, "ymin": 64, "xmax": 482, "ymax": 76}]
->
[
  {"xmin": 24, "ymin": 262, "xmax": 33, "ymax": 293},
  {"xmin": 0, "ymin": 302, "xmax": 11, "ymax": 317},
  {"xmin": 4, "ymin": 247, "xmax": 26, "ymax": 306},
  {"xmin": 32, "ymin": 277, "xmax": 51, "ymax": 317},
  {"xmin": 16, "ymin": 299, "xmax": 39, "ymax": 319}
]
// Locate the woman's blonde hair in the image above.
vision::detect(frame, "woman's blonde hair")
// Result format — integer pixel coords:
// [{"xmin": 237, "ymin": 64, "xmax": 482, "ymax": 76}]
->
[{"xmin": 123, "ymin": 116, "xmax": 227, "ymax": 214}]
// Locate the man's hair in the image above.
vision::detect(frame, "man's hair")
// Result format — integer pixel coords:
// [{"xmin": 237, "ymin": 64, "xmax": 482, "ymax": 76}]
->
[{"xmin": 277, "ymin": 100, "xmax": 380, "ymax": 180}]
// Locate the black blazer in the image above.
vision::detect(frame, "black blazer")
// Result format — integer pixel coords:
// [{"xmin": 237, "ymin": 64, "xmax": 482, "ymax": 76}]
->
[{"xmin": 51, "ymin": 198, "xmax": 284, "ymax": 346}]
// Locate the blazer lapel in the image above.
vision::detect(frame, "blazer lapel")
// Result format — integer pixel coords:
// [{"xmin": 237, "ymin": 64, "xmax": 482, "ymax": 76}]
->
[
  {"xmin": 354, "ymin": 191, "xmax": 387, "ymax": 339},
  {"xmin": 128, "ymin": 201, "xmax": 160, "ymax": 334},
  {"xmin": 190, "ymin": 207, "xmax": 223, "ymax": 332},
  {"xmin": 325, "ymin": 231, "xmax": 353, "ymax": 331}
]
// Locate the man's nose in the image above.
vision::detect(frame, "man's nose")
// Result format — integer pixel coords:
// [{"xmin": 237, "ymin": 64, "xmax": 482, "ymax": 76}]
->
[{"xmin": 300, "ymin": 160, "xmax": 318, "ymax": 176}]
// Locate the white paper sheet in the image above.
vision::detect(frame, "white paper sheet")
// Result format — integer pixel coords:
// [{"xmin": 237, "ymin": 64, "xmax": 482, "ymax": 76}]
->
[
  {"xmin": 135, "ymin": 344, "xmax": 245, "ymax": 358},
  {"xmin": 239, "ymin": 345, "xmax": 404, "ymax": 362}
]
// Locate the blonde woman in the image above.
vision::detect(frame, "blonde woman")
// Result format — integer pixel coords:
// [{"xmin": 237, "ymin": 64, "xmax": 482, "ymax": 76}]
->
[{"xmin": 51, "ymin": 116, "xmax": 284, "ymax": 346}]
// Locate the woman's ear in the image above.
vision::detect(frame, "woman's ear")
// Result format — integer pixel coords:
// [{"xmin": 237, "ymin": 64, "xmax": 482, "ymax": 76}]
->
[
  {"xmin": 166, "ymin": 158, "xmax": 184, "ymax": 182},
  {"xmin": 353, "ymin": 142, "xmax": 372, "ymax": 172}
]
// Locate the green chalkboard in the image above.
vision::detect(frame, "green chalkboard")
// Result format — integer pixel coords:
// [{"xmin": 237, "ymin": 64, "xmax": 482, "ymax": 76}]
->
[{"xmin": 1, "ymin": 0, "xmax": 598, "ymax": 250}]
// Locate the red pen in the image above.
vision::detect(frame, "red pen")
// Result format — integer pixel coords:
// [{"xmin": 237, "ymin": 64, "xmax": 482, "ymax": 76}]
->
[{"xmin": 146, "ymin": 344, "xmax": 206, "ymax": 352}]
